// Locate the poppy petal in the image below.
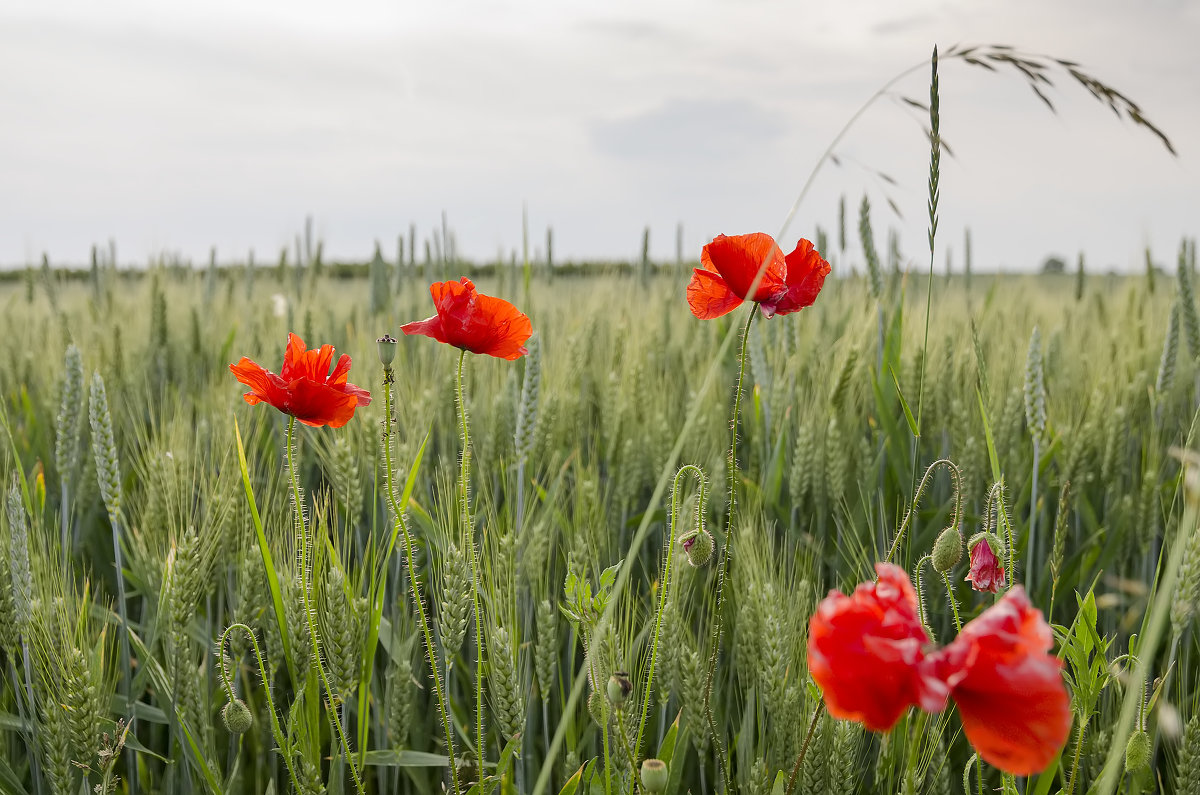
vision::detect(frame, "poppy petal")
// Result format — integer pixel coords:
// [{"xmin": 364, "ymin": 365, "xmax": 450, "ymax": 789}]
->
[
  {"xmin": 701, "ymin": 233, "xmax": 787, "ymax": 304},
  {"xmin": 775, "ymin": 238, "xmax": 831, "ymax": 316},
  {"xmin": 401, "ymin": 315, "xmax": 450, "ymax": 345},
  {"xmin": 933, "ymin": 587, "xmax": 1072, "ymax": 775},
  {"xmin": 687, "ymin": 269, "xmax": 744, "ymax": 319},
  {"xmin": 230, "ymin": 336, "xmax": 371, "ymax": 427},
  {"xmin": 286, "ymin": 379, "xmax": 362, "ymax": 429}
]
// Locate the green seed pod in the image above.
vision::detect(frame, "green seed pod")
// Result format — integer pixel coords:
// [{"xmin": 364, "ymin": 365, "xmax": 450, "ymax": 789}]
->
[
  {"xmin": 679, "ymin": 528, "xmax": 714, "ymax": 567},
  {"xmin": 377, "ymin": 334, "xmax": 397, "ymax": 365},
  {"xmin": 222, "ymin": 699, "xmax": 253, "ymax": 735},
  {"xmin": 931, "ymin": 526, "xmax": 963, "ymax": 572},
  {"xmin": 1124, "ymin": 729, "xmax": 1151, "ymax": 772},
  {"xmin": 640, "ymin": 759, "xmax": 669, "ymax": 793},
  {"xmin": 607, "ymin": 671, "xmax": 632, "ymax": 706}
]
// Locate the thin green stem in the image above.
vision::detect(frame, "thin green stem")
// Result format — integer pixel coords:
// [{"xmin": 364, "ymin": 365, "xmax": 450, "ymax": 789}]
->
[
  {"xmin": 784, "ymin": 704, "xmax": 825, "ymax": 795},
  {"xmin": 287, "ymin": 417, "xmax": 366, "ymax": 795},
  {"xmin": 884, "ymin": 459, "xmax": 963, "ymax": 565},
  {"xmin": 632, "ymin": 465, "xmax": 705, "ymax": 775},
  {"xmin": 940, "ymin": 570, "xmax": 963, "ymax": 632},
  {"xmin": 455, "ymin": 349, "xmax": 487, "ymax": 785},
  {"xmin": 703, "ymin": 304, "xmax": 755, "ymax": 794},
  {"xmin": 219, "ymin": 623, "xmax": 302, "ymax": 790},
  {"xmin": 381, "ymin": 366, "xmax": 462, "ymax": 795}
]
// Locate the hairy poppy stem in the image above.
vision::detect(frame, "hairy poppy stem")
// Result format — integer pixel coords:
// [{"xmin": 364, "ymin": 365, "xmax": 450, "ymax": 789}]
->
[
  {"xmin": 703, "ymin": 303, "xmax": 755, "ymax": 793},
  {"xmin": 286, "ymin": 417, "xmax": 366, "ymax": 795},
  {"xmin": 219, "ymin": 623, "xmax": 302, "ymax": 790},
  {"xmin": 455, "ymin": 348, "xmax": 487, "ymax": 785},
  {"xmin": 632, "ymin": 464, "xmax": 707, "ymax": 783},
  {"xmin": 380, "ymin": 364, "xmax": 462, "ymax": 795},
  {"xmin": 784, "ymin": 703, "xmax": 825, "ymax": 795}
]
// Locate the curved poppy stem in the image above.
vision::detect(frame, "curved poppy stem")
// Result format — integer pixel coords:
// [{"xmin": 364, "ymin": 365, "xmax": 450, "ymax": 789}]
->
[
  {"xmin": 219, "ymin": 623, "xmax": 302, "ymax": 790},
  {"xmin": 703, "ymin": 303, "xmax": 756, "ymax": 793},
  {"xmin": 455, "ymin": 348, "xmax": 486, "ymax": 784},
  {"xmin": 380, "ymin": 366, "xmax": 462, "ymax": 795},
  {"xmin": 883, "ymin": 458, "xmax": 962, "ymax": 566},
  {"xmin": 287, "ymin": 417, "xmax": 366, "ymax": 795}
]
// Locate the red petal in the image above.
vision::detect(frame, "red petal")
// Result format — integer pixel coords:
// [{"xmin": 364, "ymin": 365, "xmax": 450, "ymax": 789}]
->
[
  {"xmin": 401, "ymin": 315, "xmax": 450, "ymax": 345},
  {"xmin": 701, "ymin": 233, "xmax": 786, "ymax": 305},
  {"xmin": 774, "ymin": 238, "xmax": 831, "ymax": 316},
  {"xmin": 229, "ymin": 358, "xmax": 288, "ymax": 412},
  {"xmin": 686, "ymin": 269, "xmax": 744, "ymax": 319},
  {"xmin": 806, "ymin": 562, "xmax": 947, "ymax": 733},
  {"xmin": 286, "ymin": 378, "xmax": 362, "ymax": 428},
  {"xmin": 935, "ymin": 588, "xmax": 1072, "ymax": 775}
]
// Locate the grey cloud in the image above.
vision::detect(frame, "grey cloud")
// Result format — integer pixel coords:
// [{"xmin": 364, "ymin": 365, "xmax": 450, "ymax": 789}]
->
[{"xmin": 589, "ymin": 97, "xmax": 786, "ymax": 162}]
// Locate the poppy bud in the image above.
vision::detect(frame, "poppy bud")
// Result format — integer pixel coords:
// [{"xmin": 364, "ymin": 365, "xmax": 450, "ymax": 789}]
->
[
  {"xmin": 931, "ymin": 526, "xmax": 963, "ymax": 572},
  {"xmin": 222, "ymin": 699, "xmax": 253, "ymax": 735},
  {"xmin": 607, "ymin": 671, "xmax": 632, "ymax": 706},
  {"xmin": 965, "ymin": 532, "xmax": 1007, "ymax": 593},
  {"xmin": 679, "ymin": 528, "xmax": 714, "ymax": 567},
  {"xmin": 640, "ymin": 758, "xmax": 669, "ymax": 793},
  {"xmin": 377, "ymin": 334, "xmax": 398, "ymax": 366},
  {"xmin": 1124, "ymin": 729, "xmax": 1151, "ymax": 772}
]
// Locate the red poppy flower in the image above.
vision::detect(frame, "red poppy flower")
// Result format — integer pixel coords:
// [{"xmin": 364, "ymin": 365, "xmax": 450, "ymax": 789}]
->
[
  {"xmin": 230, "ymin": 333, "xmax": 371, "ymax": 428},
  {"xmin": 965, "ymin": 536, "xmax": 1006, "ymax": 593},
  {"xmin": 807, "ymin": 563, "xmax": 949, "ymax": 732},
  {"xmin": 930, "ymin": 587, "xmax": 1071, "ymax": 775},
  {"xmin": 401, "ymin": 278, "xmax": 532, "ymax": 360},
  {"xmin": 687, "ymin": 233, "xmax": 830, "ymax": 320}
]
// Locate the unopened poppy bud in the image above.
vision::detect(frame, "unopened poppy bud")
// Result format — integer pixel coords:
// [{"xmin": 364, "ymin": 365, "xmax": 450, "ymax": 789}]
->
[
  {"xmin": 640, "ymin": 758, "xmax": 669, "ymax": 793},
  {"xmin": 679, "ymin": 528, "xmax": 714, "ymax": 567},
  {"xmin": 931, "ymin": 526, "xmax": 963, "ymax": 572},
  {"xmin": 377, "ymin": 334, "xmax": 398, "ymax": 366},
  {"xmin": 1124, "ymin": 729, "xmax": 1151, "ymax": 772},
  {"xmin": 607, "ymin": 671, "xmax": 632, "ymax": 706},
  {"xmin": 222, "ymin": 699, "xmax": 253, "ymax": 735}
]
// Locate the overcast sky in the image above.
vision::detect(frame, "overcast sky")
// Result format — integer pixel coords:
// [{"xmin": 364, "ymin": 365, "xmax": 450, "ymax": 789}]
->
[{"xmin": 2, "ymin": 0, "xmax": 1197, "ymax": 272}]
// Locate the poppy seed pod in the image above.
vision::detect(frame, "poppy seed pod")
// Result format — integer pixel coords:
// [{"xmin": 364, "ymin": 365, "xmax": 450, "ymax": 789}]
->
[
  {"xmin": 222, "ymin": 699, "xmax": 253, "ymax": 735},
  {"xmin": 607, "ymin": 671, "xmax": 632, "ymax": 706},
  {"xmin": 377, "ymin": 334, "xmax": 397, "ymax": 366},
  {"xmin": 640, "ymin": 759, "xmax": 669, "ymax": 793},
  {"xmin": 679, "ymin": 528, "xmax": 714, "ymax": 567},
  {"xmin": 931, "ymin": 526, "xmax": 963, "ymax": 572}
]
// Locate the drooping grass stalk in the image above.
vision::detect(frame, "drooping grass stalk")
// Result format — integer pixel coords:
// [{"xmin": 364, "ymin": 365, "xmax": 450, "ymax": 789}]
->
[
  {"xmin": 379, "ymin": 363, "xmax": 462, "ymax": 795},
  {"xmin": 912, "ymin": 46, "xmax": 941, "ymax": 496},
  {"xmin": 219, "ymin": 623, "xmax": 302, "ymax": 789},
  {"xmin": 632, "ymin": 464, "xmax": 706, "ymax": 780},
  {"xmin": 702, "ymin": 303, "xmax": 756, "ymax": 793},
  {"xmin": 285, "ymin": 416, "xmax": 366, "ymax": 795},
  {"xmin": 454, "ymin": 348, "xmax": 487, "ymax": 784}
]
